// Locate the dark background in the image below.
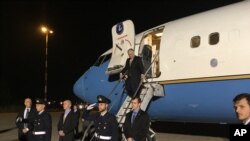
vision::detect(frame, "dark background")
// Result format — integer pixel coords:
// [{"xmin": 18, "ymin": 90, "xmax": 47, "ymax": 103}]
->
[{"xmin": 0, "ymin": 0, "xmax": 243, "ymax": 106}]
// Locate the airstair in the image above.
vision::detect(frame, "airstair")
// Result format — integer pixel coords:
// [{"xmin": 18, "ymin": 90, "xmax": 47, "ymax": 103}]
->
[
  {"xmin": 116, "ymin": 82, "xmax": 164, "ymax": 141},
  {"xmin": 116, "ymin": 82, "xmax": 163, "ymax": 126}
]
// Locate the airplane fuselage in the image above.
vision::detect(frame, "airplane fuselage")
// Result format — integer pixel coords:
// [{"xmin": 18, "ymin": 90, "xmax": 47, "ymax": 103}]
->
[{"xmin": 74, "ymin": 1, "xmax": 250, "ymax": 124}]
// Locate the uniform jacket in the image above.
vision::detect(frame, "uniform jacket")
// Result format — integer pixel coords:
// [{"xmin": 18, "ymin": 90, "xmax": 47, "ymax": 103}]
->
[
  {"xmin": 123, "ymin": 109, "xmax": 150, "ymax": 141},
  {"xmin": 74, "ymin": 109, "xmax": 80, "ymax": 127},
  {"xmin": 57, "ymin": 110, "xmax": 77, "ymax": 141},
  {"xmin": 74, "ymin": 109, "xmax": 80, "ymax": 120},
  {"xmin": 31, "ymin": 110, "xmax": 52, "ymax": 141},
  {"xmin": 83, "ymin": 110, "xmax": 119, "ymax": 141}
]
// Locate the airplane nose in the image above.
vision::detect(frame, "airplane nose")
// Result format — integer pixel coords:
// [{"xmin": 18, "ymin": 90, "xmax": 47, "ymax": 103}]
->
[{"xmin": 73, "ymin": 73, "xmax": 88, "ymax": 99}]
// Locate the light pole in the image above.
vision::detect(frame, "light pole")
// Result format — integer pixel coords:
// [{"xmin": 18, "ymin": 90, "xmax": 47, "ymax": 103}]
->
[{"xmin": 41, "ymin": 26, "xmax": 53, "ymax": 101}]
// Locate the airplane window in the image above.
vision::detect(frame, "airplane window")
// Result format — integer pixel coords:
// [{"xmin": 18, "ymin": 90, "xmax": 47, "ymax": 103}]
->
[
  {"xmin": 94, "ymin": 56, "xmax": 104, "ymax": 66},
  {"xmin": 103, "ymin": 54, "xmax": 111, "ymax": 63},
  {"xmin": 209, "ymin": 32, "xmax": 219, "ymax": 45},
  {"xmin": 93, "ymin": 54, "xmax": 111, "ymax": 66},
  {"xmin": 191, "ymin": 36, "xmax": 200, "ymax": 48}
]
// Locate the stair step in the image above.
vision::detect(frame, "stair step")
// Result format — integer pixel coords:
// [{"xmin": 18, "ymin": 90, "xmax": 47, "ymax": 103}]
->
[{"xmin": 119, "ymin": 114, "xmax": 126, "ymax": 117}]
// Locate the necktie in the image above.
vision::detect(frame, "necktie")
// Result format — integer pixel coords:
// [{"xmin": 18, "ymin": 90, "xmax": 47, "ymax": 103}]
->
[
  {"xmin": 131, "ymin": 113, "xmax": 136, "ymax": 124},
  {"xmin": 27, "ymin": 109, "xmax": 29, "ymax": 118}
]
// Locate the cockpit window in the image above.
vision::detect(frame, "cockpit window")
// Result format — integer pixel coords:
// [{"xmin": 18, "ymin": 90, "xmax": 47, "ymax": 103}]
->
[{"xmin": 94, "ymin": 54, "xmax": 111, "ymax": 66}]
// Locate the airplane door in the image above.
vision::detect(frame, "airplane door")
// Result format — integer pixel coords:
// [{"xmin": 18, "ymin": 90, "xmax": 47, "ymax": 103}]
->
[
  {"xmin": 139, "ymin": 26, "xmax": 164, "ymax": 78},
  {"xmin": 105, "ymin": 20, "xmax": 135, "ymax": 75}
]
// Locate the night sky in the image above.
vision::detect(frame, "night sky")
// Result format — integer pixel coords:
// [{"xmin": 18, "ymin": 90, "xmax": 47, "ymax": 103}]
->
[{"xmin": 0, "ymin": 0, "xmax": 243, "ymax": 104}]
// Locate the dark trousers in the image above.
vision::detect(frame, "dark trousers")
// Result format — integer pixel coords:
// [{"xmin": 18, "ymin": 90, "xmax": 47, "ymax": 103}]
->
[
  {"xmin": 18, "ymin": 131, "xmax": 32, "ymax": 141},
  {"xmin": 125, "ymin": 78, "xmax": 141, "ymax": 98},
  {"xmin": 75, "ymin": 121, "xmax": 79, "ymax": 134},
  {"xmin": 31, "ymin": 135, "xmax": 45, "ymax": 141}
]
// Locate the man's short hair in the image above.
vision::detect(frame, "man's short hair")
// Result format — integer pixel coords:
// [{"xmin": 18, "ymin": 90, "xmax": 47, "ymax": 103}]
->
[
  {"xmin": 131, "ymin": 97, "xmax": 141, "ymax": 103},
  {"xmin": 127, "ymin": 48, "xmax": 134, "ymax": 52},
  {"xmin": 233, "ymin": 93, "xmax": 250, "ymax": 105}
]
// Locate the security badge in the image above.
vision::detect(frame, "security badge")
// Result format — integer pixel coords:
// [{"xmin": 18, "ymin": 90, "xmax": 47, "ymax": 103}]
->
[{"xmin": 99, "ymin": 97, "xmax": 102, "ymax": 102}]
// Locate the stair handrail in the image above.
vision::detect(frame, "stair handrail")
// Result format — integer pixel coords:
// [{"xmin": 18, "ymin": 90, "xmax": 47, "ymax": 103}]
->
[
  {"xmin": 117, "ymin": 50, "xmax": 160, "ymax": 124},
  {"xmin": 132, "ymin": 50, "xmax": 160, "ymax": 98}
]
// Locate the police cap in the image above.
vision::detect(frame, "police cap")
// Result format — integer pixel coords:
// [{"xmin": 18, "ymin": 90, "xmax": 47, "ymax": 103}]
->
[
  {"xmin": 35, "ymin": 98, "xmax": 46, "ymax": 105},
  {"xmin": 97, "ymin": 95, "xmax": 111, "ymax": 104}
]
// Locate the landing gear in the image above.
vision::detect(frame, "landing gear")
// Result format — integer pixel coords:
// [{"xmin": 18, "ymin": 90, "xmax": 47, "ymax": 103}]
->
[{"xmin": 146, "ymin": 128, "xmax": 156, "ymax": 141}]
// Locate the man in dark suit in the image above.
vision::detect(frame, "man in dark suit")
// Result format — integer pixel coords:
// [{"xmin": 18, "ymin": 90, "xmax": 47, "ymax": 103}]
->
[
  {"xmin": 233, "ymin": 93, "xmax": 250, "ymax": 125},
  {"xmin": 73, "ymin": 104, "xmax": 80, "ymax": 136},
  {"xmin": 16, "ymin": 98, "xmax": 36, "ymax": 141},
  {"xmin": 57, "ymin": 100, "xmax": 77, "ymax": 141},
  {"xmin": 120, "ymin": 48, "xmax": 145, "ymax": 98},
  {"xmin": 123, "ymin": 97, "xmax": 150, "ymax": 141},
  {"xmin": 82, "ymin": 95, "xmax": 119, "ymax": 141},
  {"xmin": 31, "ymin": 98, "xmax": 52, "ymax": 141}
]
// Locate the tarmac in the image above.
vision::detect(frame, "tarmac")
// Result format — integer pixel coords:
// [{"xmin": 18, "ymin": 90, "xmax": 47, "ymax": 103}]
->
[{"xmin": 0, "ymin": 112, "xmax": 229, "ymax": 141}]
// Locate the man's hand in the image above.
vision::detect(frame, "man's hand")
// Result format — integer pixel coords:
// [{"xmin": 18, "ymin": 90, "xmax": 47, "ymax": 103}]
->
[
  {"xmin": 22, "ymin": 128, "xmax": 29, "ymax": 133},
  {"xmin": 141, "ymin": 74, "xmax": 145, "ymax": 80},
  {"xmin": 120, "ymin": 73, "xmax": 128, "ymax": 80},
  {"xmin": 58, "ymin": 130, "xmax": 65, "ymax": 136},
  {"xmin": 86, "ymin": 103, "xmax": 96, "ymax": 110},
  {"xmin": 127, "ymin": 137, "xmax": 133, "ymax": 141}
]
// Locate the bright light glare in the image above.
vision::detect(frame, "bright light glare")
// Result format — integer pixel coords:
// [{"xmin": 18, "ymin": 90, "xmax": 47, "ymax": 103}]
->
[
  {"xmin": 41, "ymin": 26, "xmax": 53, "ymax": 34},
  {"xmin": 41, "ymin": 27, "xmax": 47, "ymax": 33}
]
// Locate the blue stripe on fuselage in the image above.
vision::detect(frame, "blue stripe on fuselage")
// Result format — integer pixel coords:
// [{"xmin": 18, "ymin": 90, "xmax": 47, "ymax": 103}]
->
[{"xmin": 74, "ymin": 61, "xmax": 245, "ymax": 124}]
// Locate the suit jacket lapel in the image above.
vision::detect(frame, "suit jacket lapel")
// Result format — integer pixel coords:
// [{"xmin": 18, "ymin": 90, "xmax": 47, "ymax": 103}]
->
[
  {"xmin": 131, "ymin": 109, "xmax": 142, "ymax": 127},
  {"xmin": 134, "ymin": 109, "xmax": 142, "ymax": 122},
  {"xmin": 130, "ymin": 57, "xmax": 136, "ymax": 68},
  {"xmin": 63, "ymin": 110, "xmax": 70, "ymax": 124}
]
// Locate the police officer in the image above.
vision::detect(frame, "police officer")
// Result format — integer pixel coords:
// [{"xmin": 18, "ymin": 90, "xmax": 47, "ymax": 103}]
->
[
  {"xmin": 31, "ymin": 99, "xmax": 52, "ymax": 141},
  {"xmin": 82, "ymin": 95, "xmax": 119, "ymax": 141}
]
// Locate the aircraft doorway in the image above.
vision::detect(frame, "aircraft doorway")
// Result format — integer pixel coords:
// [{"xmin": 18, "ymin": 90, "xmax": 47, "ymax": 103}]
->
[{"xmin": 139, "ymin": 26, "xmax": 164, "ymax": 78}]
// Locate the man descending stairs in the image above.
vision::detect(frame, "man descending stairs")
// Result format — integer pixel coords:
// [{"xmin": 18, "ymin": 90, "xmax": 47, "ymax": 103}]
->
[{"xmin": 116, "ymin": 82, "xmax": 164, "ymax": 141}]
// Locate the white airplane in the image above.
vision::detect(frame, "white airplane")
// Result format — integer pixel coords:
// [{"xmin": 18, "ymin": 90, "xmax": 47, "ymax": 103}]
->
[{"xmin": 74, "ymin": 1, "xmax": 250, "ymax": 139}]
